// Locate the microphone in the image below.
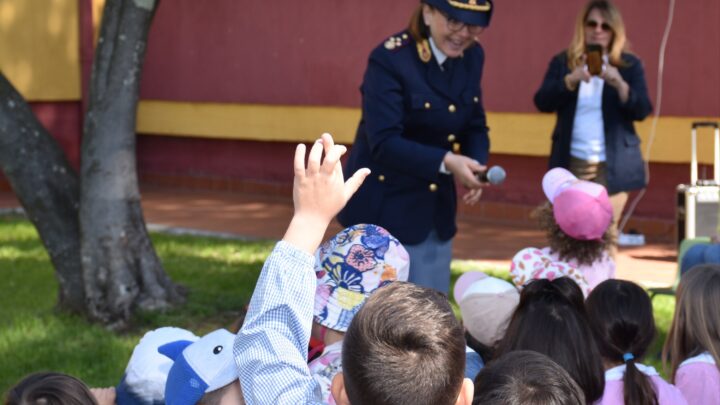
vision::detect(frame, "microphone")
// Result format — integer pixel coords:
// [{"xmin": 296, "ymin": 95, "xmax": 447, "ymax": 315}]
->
[{"xmin": 476, "ymin": 166, "xmax": 506, "ymax": 185}]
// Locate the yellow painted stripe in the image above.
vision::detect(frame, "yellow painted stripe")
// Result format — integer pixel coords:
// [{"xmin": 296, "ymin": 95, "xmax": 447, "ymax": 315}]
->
[
  {"xmin": 0, "ymin": 0, "xmax": 80, "ymax": 101},
  {"xmin": 137, "ymin": 100, "xmax": 720, "ymax": 164},
  {"xmin": 137, "ymin": 101, "xmax": 362, "ymax": 143}
]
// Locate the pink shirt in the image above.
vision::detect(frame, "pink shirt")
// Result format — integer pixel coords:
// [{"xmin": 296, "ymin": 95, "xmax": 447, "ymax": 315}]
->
[
  {"xmin": 542, "ymin": 247, "xmax": 615, "ymax": 291},
  {"xmin": 308, "ymin": 340, "xmax": 343, "ymax": 405},
  {"xmin": 595, "ymin": 363, "xmax": 687, "ymax": 405},
  {"xmin": 676, "ymin": 352, "xmax": 720, "ymax": 404}
]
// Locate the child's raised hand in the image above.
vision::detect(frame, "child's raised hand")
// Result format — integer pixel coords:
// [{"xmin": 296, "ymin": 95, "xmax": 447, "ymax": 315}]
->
[{"xmin": 284, "ymin": 133, "xmax": 370, "ymax": 253}]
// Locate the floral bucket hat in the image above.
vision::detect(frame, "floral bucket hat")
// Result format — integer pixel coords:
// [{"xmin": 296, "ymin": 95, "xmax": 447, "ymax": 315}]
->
[
  {"xmin": 313, "ymin": 224, "xmax": 410, "ymax": 332},
  {"xmin": 510, "ymin": 247, "xmax": 590, "ymax": 297}
]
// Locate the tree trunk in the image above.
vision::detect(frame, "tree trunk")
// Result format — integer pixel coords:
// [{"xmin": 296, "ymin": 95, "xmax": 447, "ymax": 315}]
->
[
  {"xmin": 0, "ymin": 73, "xmax": 85, "ymax": 312},
  {"xmin": 81, "ymin": 0, "xmax": 183, "ymax": 329}
]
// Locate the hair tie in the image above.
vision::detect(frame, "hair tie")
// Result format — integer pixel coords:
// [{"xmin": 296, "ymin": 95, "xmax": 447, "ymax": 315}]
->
[{"xmin": 623, "ymin": 353, "xmax": 634, "ymax": 362}]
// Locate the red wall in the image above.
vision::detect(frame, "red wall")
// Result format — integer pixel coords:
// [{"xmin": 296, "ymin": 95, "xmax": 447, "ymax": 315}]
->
[
  {"xmin": 142, "ymin": 0, "xmax": 720, "ymax": 116},
  {"xmin": 137, "ymin": 136, "xmax": 698, "ymax": 221}
]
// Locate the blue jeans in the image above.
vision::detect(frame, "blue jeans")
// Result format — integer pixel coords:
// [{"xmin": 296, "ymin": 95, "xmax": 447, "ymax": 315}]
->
[{"xmin": 405, "ymin": 230, "xmax": 453, "ymax": 295}]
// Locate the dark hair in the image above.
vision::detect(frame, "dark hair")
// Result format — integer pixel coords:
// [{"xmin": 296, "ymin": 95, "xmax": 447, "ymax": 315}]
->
[
  {"xmin": 342, "ymin": 281, "xmax": 466, "ymax": 405},
  {"xmin": 473, "ymin": 350, "xmax": 586, "ymax": 405},
  {"xmin": 5, "ymin": 372, "xmax": 98, "ymax": 405},
  {"xmin": 466, "ymin": 330, "xmax": 494, "ymax": 362},
  {"xmin": 535, "ymin": 202, "xmax": 612, "ymax": 266},
  {"xmin": 407, "ymin": 4, "xmax": 431, "ymax": 42},
  {"xmin": 586, "ymin": 279, "xmax": 658, "ymax": 405},
  {"xmin": 495, "ymin": 279, "xmax": 605, "ymax": 403}
]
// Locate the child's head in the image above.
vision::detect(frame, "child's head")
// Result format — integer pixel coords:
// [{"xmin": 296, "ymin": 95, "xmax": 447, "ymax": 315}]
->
[
  {"xmin": 5, "ymin": 372, "xmax": 98, "ymax": 405},
  {"xmin": 496, "ymin": 278, "xmax": 605, "ymax": 403},
  {"xmin": 472, "ymin": 351, "xmax": 585, "ymax": 405},
  {"xmin": 539, "ymin": 168, "xmax": 613, "ymax": 265},
  {"xmin": 663, "ymin": 264, "xmax": 720, "ymax": 380},
  {"xmin": 454, "ymin": 271, "xmax": 520, "ymax": 351},
  {"xmin": 586, "ymin": 279, "xmax": 657, "ymax": 405},
  {"xmin": 159, "ymin": 329, "xmax": 243, "ymax": 405},
  {"xmin": 313, "ymin": 224, "xmax": 409, "ymax": 335},
  {"xmin": 334, "ymin": 281, "xmax": 472, "ymax": 405},
  {"xmin": 510, "ymin": 247, "xmax": 590, "ymax": 296}
]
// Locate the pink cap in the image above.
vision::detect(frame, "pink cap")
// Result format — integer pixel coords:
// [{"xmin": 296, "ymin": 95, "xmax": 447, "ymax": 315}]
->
[{"xmin": 542, "ymin": 168, "xmax": 612, "ymax": 241}]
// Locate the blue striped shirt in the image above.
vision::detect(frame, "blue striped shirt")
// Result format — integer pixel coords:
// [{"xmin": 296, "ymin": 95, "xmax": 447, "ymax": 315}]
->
[{"xmin": 234, "ymin": 241, "xmax": 325, "ymax": 404}]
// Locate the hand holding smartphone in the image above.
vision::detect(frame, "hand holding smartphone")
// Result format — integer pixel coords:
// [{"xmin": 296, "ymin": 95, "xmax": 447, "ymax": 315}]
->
[{"xmin": 586, "ymin": 44, "xmax": 603, "ymax": 76}]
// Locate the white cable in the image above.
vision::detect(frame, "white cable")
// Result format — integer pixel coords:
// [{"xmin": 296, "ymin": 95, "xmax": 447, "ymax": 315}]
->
[{"xmin": 618, "ymin": 0, "xmax": 676, "ymax": 234}]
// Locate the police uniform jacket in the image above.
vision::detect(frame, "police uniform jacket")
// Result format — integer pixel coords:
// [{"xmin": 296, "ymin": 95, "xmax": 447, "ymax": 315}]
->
[
  {"xmin": 534, "ymin": 51, "xmax": 652, "ymax": 194},
  {"xmin": 337, "ymin": 32, "xmax": 489, "ymax": 245}
]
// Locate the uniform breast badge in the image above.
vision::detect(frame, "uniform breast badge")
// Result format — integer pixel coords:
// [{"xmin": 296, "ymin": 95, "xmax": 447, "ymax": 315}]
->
[{"xmin": 416, "ymin": 39, "xmax": 431, "ymax": 63}]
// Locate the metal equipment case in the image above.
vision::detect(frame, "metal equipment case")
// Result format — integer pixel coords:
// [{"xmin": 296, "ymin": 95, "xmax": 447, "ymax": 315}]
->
[{"xmin": 676, "ymin": 122, "xmax": 720, "ymax": 243}]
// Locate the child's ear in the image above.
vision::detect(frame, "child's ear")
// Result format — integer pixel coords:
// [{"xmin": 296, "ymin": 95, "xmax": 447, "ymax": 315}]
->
[
  {"xmin": 330, "ymin": 373, "xmax": 351, "ymax": 405},
  {"xmin": 455, "ymin": 378, "xmax": 474, "ymax": 405}
]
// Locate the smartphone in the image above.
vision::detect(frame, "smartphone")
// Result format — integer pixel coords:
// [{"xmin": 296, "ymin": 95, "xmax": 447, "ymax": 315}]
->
[{"xmin": 586, "ymin": 44, "xmax": 603, "ymax": 76}]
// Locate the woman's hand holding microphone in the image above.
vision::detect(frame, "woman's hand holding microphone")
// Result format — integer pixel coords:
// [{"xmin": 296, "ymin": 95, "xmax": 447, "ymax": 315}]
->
[{"xmin": 443, "ymin": 152, "xmax": 486, "ymax": 205}]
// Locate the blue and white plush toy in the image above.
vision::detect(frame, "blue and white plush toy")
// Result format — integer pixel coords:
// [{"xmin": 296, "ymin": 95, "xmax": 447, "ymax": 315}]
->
[
  {"xmin": 116, "ymin": 327, "xmax": 199, "ymax": 405},
  {"xmin": 159, "ymin": 329, "xmax": 238, "ymax": 405}
]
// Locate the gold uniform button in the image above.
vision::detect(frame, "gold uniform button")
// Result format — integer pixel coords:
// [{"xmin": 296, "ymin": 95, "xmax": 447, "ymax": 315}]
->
[
  {"xmin": 429, "ymin": 183, "xmax": 438, "ymax": 192},
  {"xmin": 448, "ymin": 104, "xmax": 456, "ymax": 113},
  {"xmin": 447, "ymin": 134, "xmax": 456, "ymax": 142},
  {"xmin": 453, "ymin": 143, "xmax": 461, "ymax": 153},
  {"xmin": 424, "ymin": 102, "xmax": 431, "ymax": 109},
  {"xmin": 378, "ymin": 174, "xmax": 385, "ymax": 182},
  {"xmin": 402, "ymin": 33, "xmax": 408, "ymax": 39}
]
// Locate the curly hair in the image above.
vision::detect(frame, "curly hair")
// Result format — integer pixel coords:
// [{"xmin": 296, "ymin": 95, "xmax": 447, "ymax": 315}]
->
[{"xmin": 535, "ymin": 202, "xmax": 613, "ymax": 266}]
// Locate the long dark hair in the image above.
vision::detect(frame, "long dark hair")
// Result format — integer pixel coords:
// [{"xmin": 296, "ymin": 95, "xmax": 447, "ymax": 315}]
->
[
  {"xmin": 586, "ymin": 279, "xmax": 658, "ymax": 405},
  {"xmin": 495, "ymin": 278, "xmax": 605, "ymax": 403}
]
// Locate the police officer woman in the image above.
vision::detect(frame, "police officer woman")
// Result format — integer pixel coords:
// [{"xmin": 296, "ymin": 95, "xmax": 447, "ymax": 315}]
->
[{"xmin": 337, "ymin": 0, "xmax": 494, "ymax": 294}]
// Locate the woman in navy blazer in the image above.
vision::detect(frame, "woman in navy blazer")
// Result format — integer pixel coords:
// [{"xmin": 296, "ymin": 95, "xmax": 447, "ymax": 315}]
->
[
  {"xmin": 534, "ymin": 0, "xmax": 652, "ymax": 239},
  {"xmin": 338, "ymin": 0, "xmax": 494, "ymax": 294}
]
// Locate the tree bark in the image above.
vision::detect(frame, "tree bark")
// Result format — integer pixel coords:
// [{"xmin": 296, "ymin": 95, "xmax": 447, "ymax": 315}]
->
[
  {"xmin": 81, "ymin": 0, "xmax": 183, "ymax": 329},
  {"xmin": 0, "ymin": 73, "xmax": 85, "ymax": 312}
]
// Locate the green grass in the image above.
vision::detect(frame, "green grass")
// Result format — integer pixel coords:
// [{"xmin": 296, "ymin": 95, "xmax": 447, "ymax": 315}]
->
[
  {"xmin": 0, "ymin": 216, "xmax": 274, "ymax": 395},
  {"xmin": 0, "ymin": 216, "xmax": 678, "ymax": 396}
]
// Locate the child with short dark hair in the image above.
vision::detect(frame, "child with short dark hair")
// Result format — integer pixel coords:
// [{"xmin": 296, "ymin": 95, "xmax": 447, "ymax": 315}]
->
[
  {"xmin": 663, "ymin": 264, "xmax": 720, "ymax": 403},
  {"xmin": 234, "ymin": 134, "xmax": 473, "ymax": 404},
  {"xmin": 586, "ymin": 279, "xmax": 686, "ymax": 405},
  {"xmin": 495, "ymin": 278, "xmax": 605, "ymax": 403},
  {"xmin": 473, "ymin": 350, "xmax": 585, "ymax": 405}
]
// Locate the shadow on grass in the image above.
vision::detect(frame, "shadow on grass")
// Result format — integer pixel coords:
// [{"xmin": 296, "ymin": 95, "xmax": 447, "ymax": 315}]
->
[{"xmin": 0, "ymin": 218, "xmax": 275, "ymax": 394}]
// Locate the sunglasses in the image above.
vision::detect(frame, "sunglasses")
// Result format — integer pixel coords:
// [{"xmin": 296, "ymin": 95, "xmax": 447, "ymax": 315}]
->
[{"xmin": 585, "ymin": 19, "xmax": 612, "ymax": 32}]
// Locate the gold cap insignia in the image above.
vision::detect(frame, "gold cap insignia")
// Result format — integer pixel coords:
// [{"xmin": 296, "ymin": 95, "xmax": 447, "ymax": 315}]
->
[{"xmin": 447, "ymin": 0, "xmax": 491, "ymax": 11}]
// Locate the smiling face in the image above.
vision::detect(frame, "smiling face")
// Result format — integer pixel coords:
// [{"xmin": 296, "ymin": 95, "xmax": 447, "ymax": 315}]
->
[
  {"xmin": 422, "ymin": 5, "xmax": 479, "ymax": 58},
  {"xmin": 584, "ymin": 8, "xmax": 614, "ymax": 53}
]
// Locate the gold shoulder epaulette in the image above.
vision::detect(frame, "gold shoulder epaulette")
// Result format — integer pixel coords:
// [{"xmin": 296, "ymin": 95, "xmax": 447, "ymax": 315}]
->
[{"xmin": 383, "ymin": 33, "xmax": 410, "ymax": 51}]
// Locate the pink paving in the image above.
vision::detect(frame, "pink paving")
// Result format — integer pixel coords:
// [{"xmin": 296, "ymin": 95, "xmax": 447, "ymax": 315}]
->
[{"xmin": 0, "ymin": 186, "xmax": 678, "ymax": 289}]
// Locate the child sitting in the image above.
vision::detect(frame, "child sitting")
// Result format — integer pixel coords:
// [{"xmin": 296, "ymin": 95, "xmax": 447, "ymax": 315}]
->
[
  {"xmin": 663, "ymin": 264, "xmax": 720, "ymax": 403},
  {"xmin": 454, "ymin": 271, "xmax": 520, "ymax": 377},
  {"xmin": 494, "ymin": 277, "xmax": 605, "ymax": 403},
  {"xmin": 235, "ymin": 134, "xmax": 474, "ymax": 404},
  {"xmin": 5, "ymin": 372, "xmax": 115, "ymax": 405},
  {"xmin": 472, "ymin": 350, "xmax": 585, "ymax": 405},
  {"xmin": 586, "ymin": 279, "xmax": 686, "ymax": 405},
  {"xmin": 513, "ymin": 167, "xmax": 615, "ymax": 294},
  {"xmin": 309, "ymin": 223, "xmax": 409, "ymax": 403}
]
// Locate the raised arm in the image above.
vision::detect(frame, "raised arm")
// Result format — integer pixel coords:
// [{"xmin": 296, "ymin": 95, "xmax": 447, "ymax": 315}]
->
[{"xmin": 235, "ymin": 134, "xmax": 368, "ymax": 405}]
